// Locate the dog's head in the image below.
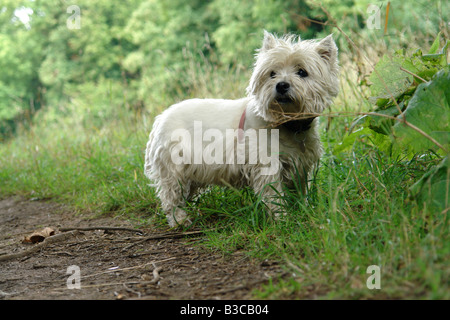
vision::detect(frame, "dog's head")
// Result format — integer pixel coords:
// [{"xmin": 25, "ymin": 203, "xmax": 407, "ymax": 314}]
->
[{"xmin": 246, "ymin": 31, "xmax": 339, "ymax": 124}]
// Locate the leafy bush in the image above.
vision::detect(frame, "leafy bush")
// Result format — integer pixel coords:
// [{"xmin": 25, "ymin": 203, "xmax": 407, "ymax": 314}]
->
[{"xmin": 336, "ymin": 33, "xmax": 449, "ymax": 211}]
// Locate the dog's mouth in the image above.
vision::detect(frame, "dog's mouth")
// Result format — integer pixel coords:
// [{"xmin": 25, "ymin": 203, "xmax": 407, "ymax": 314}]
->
[
  {"xmin": 275, "ymin": 96, "xmax": 294, "ymax": 104},
  {"xmin": 272, "ymin": 95, "xmax": 299, "ymax": 116}
]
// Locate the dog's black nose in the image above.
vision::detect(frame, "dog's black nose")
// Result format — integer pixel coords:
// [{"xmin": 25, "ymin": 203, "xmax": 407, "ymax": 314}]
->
[{"xmin": 276, "ymin": 82, "xmax": 290, "ymax": 94}]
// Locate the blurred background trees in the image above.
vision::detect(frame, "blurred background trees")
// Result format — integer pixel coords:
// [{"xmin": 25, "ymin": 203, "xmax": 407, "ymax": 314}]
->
[{"xmin": 0, "ymin": 0, "xmax": 447, "ymax": 138}]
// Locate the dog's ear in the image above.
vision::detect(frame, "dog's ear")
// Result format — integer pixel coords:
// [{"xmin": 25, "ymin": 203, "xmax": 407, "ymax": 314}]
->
[
  {"xmin": 260, "ymin": 30, "xmax": 277, "ymax": 52},
  {"xmin": 316, "ymin": 34, "xmax": 338, "ymax": 64}
]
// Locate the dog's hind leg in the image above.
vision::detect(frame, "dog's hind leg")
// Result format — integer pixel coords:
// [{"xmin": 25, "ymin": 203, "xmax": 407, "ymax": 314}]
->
[{"xmin": 158, "ymin": 179, "xmax": 192, "ymax": 228}]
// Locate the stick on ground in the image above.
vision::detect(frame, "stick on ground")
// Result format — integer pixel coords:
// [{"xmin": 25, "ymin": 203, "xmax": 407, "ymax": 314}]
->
[
  {"xmin": 59, "ymin": 226, "xmax": 144, "ymax": 234},
  {"xmin": 0, "ymin": 231, "xmax": 79, "ymax": 262}
]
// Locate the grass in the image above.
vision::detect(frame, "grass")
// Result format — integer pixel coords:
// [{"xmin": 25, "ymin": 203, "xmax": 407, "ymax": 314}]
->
[
  {"xmin": 0, "ymin": 102, "xmax": 157, "ymax": 218},
  {"xmin": 193, "ymin": 144, "xmax": 447, "ymax": 299},
  {"xmin": 0, "ymin": 26, "xmax": 448, "ymax": 299}
]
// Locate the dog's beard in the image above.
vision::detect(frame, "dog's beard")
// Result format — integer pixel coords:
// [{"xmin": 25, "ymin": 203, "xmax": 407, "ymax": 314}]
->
[
  {"xmin": 267, "ymin": 92, "xmax": 322, "ymax": 132},
  {"xmin": 250, "ymin": 79, "xmax": 327, "ymax": 125},
  {"xmin": 268, "ymin": 92, "xmax": 306, "ymax": 124},
  {"xmin": 273, "ymin": 95, "xmax": 298, "ymax": 113}
]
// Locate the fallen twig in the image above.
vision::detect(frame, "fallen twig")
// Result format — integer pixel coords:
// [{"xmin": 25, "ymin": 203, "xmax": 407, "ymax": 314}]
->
[
  {"xmin": 80, "ymin": 257, "xmax": 175, "ymax": 280},
  {"xmin": 141, "ymin": 230, "xmax": 205, "ymax": 241},
  {"xmin": 146, "ymin": 264, "xmax": 163, "ymax": 284},
  {"xmin": 50, "ymin": 258, "xmax": 173, "ymax": 292},
  {"xmin": 122, "ymin": 283, "xmax": 141, "ymax": 298},
  {"xmin": 59, "ymin": 226, "xmax": 144, "ymax": 234},
  {"xmin": 122, "ymin": 230, "xmax": 206, "ymax": 251},
  {"xmin": 0, "ymin": 231, "xmax": 79, "ymax": 262}
]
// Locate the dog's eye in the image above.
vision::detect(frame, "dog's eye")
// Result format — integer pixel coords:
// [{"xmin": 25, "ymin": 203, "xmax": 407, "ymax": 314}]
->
[
  {"xmin": 270, "ymin": 71, "xmax": 276, "ymax": 79},
  {"xmin": 297, "ymin": 69, "xmax": 308, "ymax": 78}
]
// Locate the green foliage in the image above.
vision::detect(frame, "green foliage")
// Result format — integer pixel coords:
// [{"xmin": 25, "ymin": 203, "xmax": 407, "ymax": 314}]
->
[
  {"xmin": 336, "ymin": 33, "xmax": 449, "ymax": 213},
  {"xmin": 410, "ymin": 156, "xmax": 449, "ymax": 213},
  {"xmin": 0, "ymin": 0, "xmax": 449, "ymax": 299},
  {"xmin": 211, "ymin": 0, "xmax": 315, "ymax": 66},
  {"xmin": 309, "ymin": 0, "xmax": 449, "ymax": 40},
  {"xmin": 0, "ymin": 2, "xmax": 44, "ymax": 135},
  {"xmin": 370, "ymin": 35, "xmax": 448, "ymax": 104},
  {"xmin": 0, "ymin": 0, "xmax": 322, "ymax": 136},
  {"xmin": 338, "ymin": 33, "xmax": 449, "ymax": 154},
  {"xmin": 122, "ymin": 0, "xmax": 220, "ymax": 104},
  {"xmin": 394, "ymin": 68, "xmax": 449, "ymax": 153},
  {"xmin": 200, "ymin": 141, "xmax": 449, "ymax": 299}
]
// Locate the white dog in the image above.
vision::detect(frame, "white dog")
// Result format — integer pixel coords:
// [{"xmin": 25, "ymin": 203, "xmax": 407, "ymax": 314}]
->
[{"xmin": 145, "ymin": 31, "xmax": 339, "ymax": 227}]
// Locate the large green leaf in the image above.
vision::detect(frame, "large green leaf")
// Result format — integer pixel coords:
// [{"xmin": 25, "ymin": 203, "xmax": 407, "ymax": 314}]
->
[
  {"xmin": 333, "ymin": 126, "xmax": 392, "ymax": 155},
  {"xmin": 427, "ymin": 32, "xmax": 441, "ymax": 55},
  {"xmin": 409, "ymin": 156, "xmax": 449, "ymax": 213},
  {"xmin": 369, "ymin": 52, "xmax": 417, "ymax": 101},
  {"xmin": 393, "ymin": 67, "xmax": 450, "ymax": 153}
]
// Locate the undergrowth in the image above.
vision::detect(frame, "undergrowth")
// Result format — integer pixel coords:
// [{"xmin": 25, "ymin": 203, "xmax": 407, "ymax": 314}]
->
[{"xmin": 0, "ymin": 18, "xmax": 448, "ymax": 300}]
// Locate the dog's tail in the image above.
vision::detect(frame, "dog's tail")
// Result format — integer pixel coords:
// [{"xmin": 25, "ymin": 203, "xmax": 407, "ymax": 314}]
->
[{"xmin": 143, "ymin": 114, "xmax": 163, "ymax": 184}]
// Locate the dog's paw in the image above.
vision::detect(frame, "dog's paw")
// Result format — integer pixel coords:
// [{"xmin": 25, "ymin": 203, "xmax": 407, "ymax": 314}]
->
[{"xmin": 167, "ymin": 208, "xmax": 192, "ymax": 228}]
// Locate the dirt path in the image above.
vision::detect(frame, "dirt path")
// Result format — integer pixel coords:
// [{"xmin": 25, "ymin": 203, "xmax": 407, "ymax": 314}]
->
[{"xmin": 0, "ymin": 197, "xmax": 282, "ymax": 300}]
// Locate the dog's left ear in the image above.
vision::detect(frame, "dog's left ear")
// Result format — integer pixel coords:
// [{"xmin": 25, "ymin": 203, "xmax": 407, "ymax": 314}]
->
[
  {"xmin": 316, "ymin": 34, "xmax": 338, "ymax": 64},
  {"xmin": 260, "ymin": 30, "xmax": 278, "ymax": 52}
]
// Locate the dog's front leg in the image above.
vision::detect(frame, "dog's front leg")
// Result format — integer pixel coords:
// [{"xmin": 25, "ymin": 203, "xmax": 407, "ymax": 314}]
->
[{"xmin": 252, "ymin": 171, "xmax": 286, "ymax": 219}]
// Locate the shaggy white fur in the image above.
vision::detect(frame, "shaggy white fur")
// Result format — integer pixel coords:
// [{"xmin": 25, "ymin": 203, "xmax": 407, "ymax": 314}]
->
[{"xmin": 144, "ymin": 31, "xmax": 339, "ymax": 227}]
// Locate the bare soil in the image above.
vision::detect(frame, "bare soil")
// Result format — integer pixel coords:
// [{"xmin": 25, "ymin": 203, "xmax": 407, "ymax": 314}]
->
[{"xmin": 0, "ymin": 197, "xmax": 283, "ymax": 300}]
